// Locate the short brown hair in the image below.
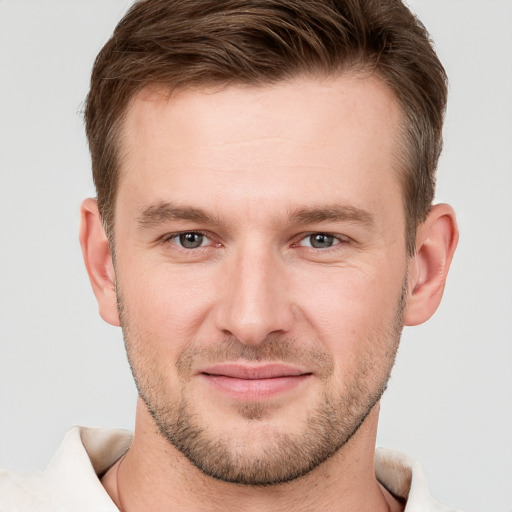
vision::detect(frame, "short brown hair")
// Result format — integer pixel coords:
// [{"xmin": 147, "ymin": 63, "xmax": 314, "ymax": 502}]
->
[{"xmin": 85, "ymin": 0, "xmax": 447, "ymax": 255}]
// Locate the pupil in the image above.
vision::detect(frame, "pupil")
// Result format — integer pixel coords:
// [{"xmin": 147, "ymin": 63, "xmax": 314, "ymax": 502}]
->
[
  {"xmin": 180, "ymin": 233, "xmax": 203, "ymax": 248},
  {"xmin": 311, "ymin": 234, "xmax": 333, "ymax": 248}
]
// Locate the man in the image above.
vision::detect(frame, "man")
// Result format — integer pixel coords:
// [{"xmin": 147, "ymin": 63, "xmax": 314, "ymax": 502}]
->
[{"xmin": 1, "ymin": 0, "xmax": 460, "ymax": 510}]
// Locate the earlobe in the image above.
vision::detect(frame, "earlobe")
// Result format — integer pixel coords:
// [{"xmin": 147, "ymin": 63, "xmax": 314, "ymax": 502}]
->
[
  {"xmin": 403, "ymin": 204, "xmax": 459, "ymax": 326},
  {"xmin": 79, "ymin": 198, "xmax": 120, "ymax": 327}
]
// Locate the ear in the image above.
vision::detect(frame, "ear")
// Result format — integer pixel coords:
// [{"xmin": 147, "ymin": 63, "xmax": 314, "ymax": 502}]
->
[
  {"xmin": 79, "ymin": 198, "xmax": 120, "ymax": 327},
  {"xmin": 403, "ymin": 203, "xmax": 459, "ymax": 326}
]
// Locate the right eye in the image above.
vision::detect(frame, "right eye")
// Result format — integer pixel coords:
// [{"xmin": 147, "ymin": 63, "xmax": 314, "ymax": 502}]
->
[
  {"xmin": 165, "ymin": 232, "xmax": 211, "ymax": 249},
  {"xmin": 297, "ymin": 233, "xmax": 341, "ymax": 249}
]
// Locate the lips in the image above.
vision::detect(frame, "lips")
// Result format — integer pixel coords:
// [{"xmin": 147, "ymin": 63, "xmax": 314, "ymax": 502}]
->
[{"xmin": 198, "ymin": 363, "xmax": 312, "ymax": 399}]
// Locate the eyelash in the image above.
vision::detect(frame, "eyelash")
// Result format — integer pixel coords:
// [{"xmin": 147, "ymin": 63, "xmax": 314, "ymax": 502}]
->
[
  {"xmin": 162, "ymin": 231, "xmax": 348, "ymax": 251},
  {"xmin": 296, "ymin": 233, "xmax": 347, "ymax": 249},
  {"xmin": 162, "ymin": 231, "xmax": 216, "ymax": 249}
]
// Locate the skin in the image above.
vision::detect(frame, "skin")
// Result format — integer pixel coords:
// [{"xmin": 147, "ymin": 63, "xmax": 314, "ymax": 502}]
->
[{"xmin": 80, "ymin": 74, "xmax": 458, "ymax": 511}]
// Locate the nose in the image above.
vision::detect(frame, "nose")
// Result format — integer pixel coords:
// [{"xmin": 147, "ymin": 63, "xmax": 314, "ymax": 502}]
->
[{"xmin": 213, "ymin": 245, "xmax": 294, "ymax": 346}]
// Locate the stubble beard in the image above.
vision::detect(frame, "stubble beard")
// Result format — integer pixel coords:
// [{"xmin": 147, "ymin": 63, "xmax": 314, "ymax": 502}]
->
[{"xmin": 118, "ymin": 284, "xmax": 406, "ymax": 487}]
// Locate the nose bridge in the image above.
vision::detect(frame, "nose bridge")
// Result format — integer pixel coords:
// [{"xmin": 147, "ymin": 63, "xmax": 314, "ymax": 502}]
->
[{"xmin": 215, "ymin": 239, "xmax": 293, "ymax": 345}]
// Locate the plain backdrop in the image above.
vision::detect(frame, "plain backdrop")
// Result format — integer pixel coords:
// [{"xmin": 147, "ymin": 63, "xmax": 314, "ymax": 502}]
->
[{"xmin": 0, "ymin": 1, "xmax": 511, "ymax": 511}]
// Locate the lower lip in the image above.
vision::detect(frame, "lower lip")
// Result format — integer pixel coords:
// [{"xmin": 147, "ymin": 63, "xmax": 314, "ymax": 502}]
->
[{"xmin": 201, "ymin": 374, "xmax": 311, "ymax": 400}]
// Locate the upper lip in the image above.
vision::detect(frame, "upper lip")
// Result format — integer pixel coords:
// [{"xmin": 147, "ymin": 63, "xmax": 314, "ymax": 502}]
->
[{"xmin": 199, "ymin": 363, "xmax": 310, "ymax": 380}]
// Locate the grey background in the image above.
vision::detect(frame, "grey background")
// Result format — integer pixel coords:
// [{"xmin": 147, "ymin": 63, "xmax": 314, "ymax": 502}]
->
[{"xmin": 0, "ymin": 1, "xmax": 510, "ymax": 511}]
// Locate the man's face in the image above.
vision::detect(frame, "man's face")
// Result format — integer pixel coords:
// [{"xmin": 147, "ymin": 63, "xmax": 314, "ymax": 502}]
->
[{"xmin": 113, "ymin": 75, "xmax": 409, "ymax": 485}]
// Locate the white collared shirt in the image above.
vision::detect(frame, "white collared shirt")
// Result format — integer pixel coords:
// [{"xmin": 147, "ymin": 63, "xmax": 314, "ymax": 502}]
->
[{"xmin": 0, "ymin": 426, "xmax": 463, "ymax": 511}]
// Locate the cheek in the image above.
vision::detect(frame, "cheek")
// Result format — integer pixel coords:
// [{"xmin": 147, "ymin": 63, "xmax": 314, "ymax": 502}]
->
[
  {"xmin": 117, "ymin": 260, "xmax": 219, "ymax": 343},
  {"xmin": 289, "ymin": 262, "xmax": 406, "ymax": 375},
  {"xmin": 293, "ymin": 266, "xmax": 402, "ymax": 331},
  {"xmin": 302, "ymin": 275, "xmax": 404, "ymax": 389}
]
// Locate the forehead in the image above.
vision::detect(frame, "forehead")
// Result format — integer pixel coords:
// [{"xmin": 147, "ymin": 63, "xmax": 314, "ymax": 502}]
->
[
  {"xmin": 117, "ymin": 75, "xmax": 404, "ymax": 222},
  {"xmin": 122, "ymin": 74, "xmax": 402, "ymax": 151}
]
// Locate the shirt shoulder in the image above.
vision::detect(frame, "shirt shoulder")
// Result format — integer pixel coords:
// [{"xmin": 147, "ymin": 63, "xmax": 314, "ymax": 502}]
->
[
  {"xmin": 0, "ymin": 426, "xmax": 132, "ymax": 512},
  {"xmin": 0, "ymin": 468, "xmax": 54, "ymax": 511},
  {"xmin": 375, "ymin": 447, "xmax": 466, "ymax": 512}
]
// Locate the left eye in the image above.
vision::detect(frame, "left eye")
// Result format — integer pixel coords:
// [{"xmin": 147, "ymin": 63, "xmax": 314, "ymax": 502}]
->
[
  {"xmin": 169, "ymin": 232, "xmax": 210, "ymax": 249},
  {"xmin": 298, "ymin": 233, "xmax": 340, "ymax": 249}
]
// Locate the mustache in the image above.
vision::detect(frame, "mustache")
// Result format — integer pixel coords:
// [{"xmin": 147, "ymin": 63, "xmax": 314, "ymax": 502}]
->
[{"xmin": 175, "ymin": 336, "xmax": 334, "ymax": 379}]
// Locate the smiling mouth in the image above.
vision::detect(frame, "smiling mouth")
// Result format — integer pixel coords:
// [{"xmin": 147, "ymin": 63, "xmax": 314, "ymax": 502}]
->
[{"xmin": 199, "ymin": 363, "xmax": 313, "ymax": 399}]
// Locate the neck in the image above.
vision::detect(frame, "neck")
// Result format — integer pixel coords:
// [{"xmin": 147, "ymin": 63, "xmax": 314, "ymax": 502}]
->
[{"xmin": 102, "ymin": 401, "xmax": 402, "ymax": 512}]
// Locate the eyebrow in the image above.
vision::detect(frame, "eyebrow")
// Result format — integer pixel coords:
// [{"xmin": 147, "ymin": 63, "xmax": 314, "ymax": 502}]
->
[
  {"xmin": 137, "ymin": 201, "xmax": 375, "ymax": 229},
  {"xmin": 137, "ymin": 202, "xmax": 218, "ymax": 227},
  {"xmin": 287, "ymin": 205, "xmax": 375, "ymax": 227}
]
